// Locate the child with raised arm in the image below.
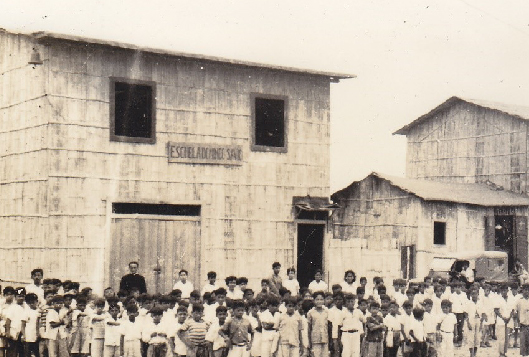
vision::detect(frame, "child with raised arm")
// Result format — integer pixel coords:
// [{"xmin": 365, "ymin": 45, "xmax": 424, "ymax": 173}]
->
[
  {"xmin": 90, "ymin": 298, "xmax": 107, "ymax": 357},
  {"xmin": 408, "ymin": 308, "xmax": 426, "ymax": 357},
  {"xmin": 205, "ymin": 306, "xmax": 228, "ymax": 357},
  {"xmin": 364, "ymin": 302, "xmax": 384, "ymax": 357},
  {"xmin": 307, "ymin": 292, "xmax": 328, "ymax": 357},
  {"xmin": 170, "ymin": 306, "xmax": 188, "ymax": 357},
  {"xmin": 220, "ymin": 300, "xmax": 253, "ymax": 357},
  {"xmin": 103, "ymin": 303, "xmax": 122, "ymax": 357},
  {"xmin": 143, "ymin": 307, "xmax": 171, "ymax": 357}
]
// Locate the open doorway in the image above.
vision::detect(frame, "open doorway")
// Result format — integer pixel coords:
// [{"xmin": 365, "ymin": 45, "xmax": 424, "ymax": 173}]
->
[
  {"xmin": 297, "ymin": 224, "xmax": 324, "ymax": 288},
  {"xmin": 495, "ymin": 216, "xmax": 514, "ymax": 272}
]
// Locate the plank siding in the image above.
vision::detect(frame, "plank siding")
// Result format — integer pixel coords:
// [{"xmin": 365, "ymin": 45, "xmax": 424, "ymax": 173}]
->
[{"xmin": 0, "ymin": 31, "xmax": 332, "ymax": 292}]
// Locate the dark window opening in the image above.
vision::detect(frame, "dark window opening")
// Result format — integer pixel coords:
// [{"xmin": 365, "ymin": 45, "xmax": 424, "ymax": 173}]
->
[
  {"xmin": 433, "ymin": 221, "xmax": 446, "ymax": 245},
  {"xmin": 252, "ymin": 95, "xmax": 286, "ymax": 151},
  {"xmin": 110, "ymin": 79, "xmax": 155, "ymax": 143},
  {"xmin": 296, "ymin": 209, "xmax": 328, "ymax": 220},
  {"xmin": 112, "ymin": 203, "xmax": 200, "ymax": 216}
]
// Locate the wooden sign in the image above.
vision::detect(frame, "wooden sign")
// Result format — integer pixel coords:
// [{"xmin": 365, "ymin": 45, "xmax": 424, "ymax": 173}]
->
[{"xmin": 168, "ymin": 142, "xmax": 243, "ymax": 165}]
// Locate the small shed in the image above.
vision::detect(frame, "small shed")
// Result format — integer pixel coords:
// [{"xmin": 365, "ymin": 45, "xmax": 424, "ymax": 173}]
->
[{"xmin": 329, "ymin": 172, "xmax": 529, "ymax": 281}]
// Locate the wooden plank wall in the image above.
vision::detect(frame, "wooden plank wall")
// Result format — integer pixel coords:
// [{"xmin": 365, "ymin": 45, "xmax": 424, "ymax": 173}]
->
[
  {"xmin": 330, "ymin": 175, "xmax": 421, "ymax": 282},
  {"xmin": 406, "ymin": 102, "xmax": 528, "ymax": 194},
  {"xmin": 23, "ymin": 38, "xmax": 332, "ymax": 292}
]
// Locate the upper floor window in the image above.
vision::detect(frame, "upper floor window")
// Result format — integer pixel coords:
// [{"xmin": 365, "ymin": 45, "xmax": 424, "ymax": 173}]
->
[
  {"xmin": 433, "ymin": 221, "xmax": 446, "ymax": 245},
  {"xmin": 251, "ymin": 94, "xmax": 287, "ymax": 153},
  {"xmin": 110, "ymin": 78, "xmax": 156, "ymax": 144}
]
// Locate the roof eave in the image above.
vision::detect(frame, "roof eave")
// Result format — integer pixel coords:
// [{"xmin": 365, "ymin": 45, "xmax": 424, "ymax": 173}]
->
[{"xmin": 32, "ymin": 31, "xmax": 356, "ymax": 81}]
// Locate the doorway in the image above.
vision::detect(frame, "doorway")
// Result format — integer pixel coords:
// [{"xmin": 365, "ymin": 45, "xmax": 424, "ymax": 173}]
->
[
  {"xmin": 297, "ymin": 224, "xmax": 324, "ymax": 288},
  {"xmin": 495, "ymin": 216, "xmax": 514, "ymax": 271}
]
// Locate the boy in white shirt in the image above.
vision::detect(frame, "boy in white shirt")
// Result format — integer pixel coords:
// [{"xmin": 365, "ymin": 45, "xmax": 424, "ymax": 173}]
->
[
  {"xmin": 201, "ymin": 272, "xmax": 221, "ymax": 296},
  {"xmin": 308, "ymin": 270, "xmax": 328, "ymax": 294},
  {"xmin": 170, "ymin": 306, "xmax": 188, "ymax": 357},
  {"xmin": 104, "ymin": 304, "xmax": 122, "ymax": 357},
  {"xmin": 464, "ymin": 289, "xmax": 483, "ymax": 357},
  {"xmin": 21, "ymin": 293, "xmax": 40, "ymax": 357},
  {"xmin": 383, "ymin": 301, "xmax": 401, "ymax": 357},
  {"xmin": 495, "ymin": 285, "xmax": 512, "ymax": 357},
  {"xmin": 5, "ymin": 287, "xmax": 27, "ymax": 357},
  {"xmin": 173, "ymin": 270, "xmax": 194, "ymax": 301},
  {"xmin": 421, "ymin": 299, "xmax": 436, "ymax": 357},
  {"xmin": 46, "ymin": 295, "xmax": 68, "ymax": 357},
  {"xmin": 436, "ymin": 300, "xmax": 456, "ymax": 357},
  {"xmin": 206, "ymin": 306, "xmax": 228, "ymax": 357},
  {"xmin": 449, "ymin": 281, "xmax": 467, "ymax": 346},
  {"xmin": 282, "ymin": 268, "xmax": 300, "ymax": 297},
  {"xmin": 408, "ymin": 308, "xmax": 426, "ymax": 357},
  {"xmin": 120, "ymin": 304, "xmax": 142, "ymax": 357}
]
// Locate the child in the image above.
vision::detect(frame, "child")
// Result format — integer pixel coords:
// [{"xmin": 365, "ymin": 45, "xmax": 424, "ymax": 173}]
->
[
  {"xmin": 221, "ymin": 300, "xmax": 254, "ymax": 357},
  {"xmin": 69, "ymin": 296, "xmax": 91, "ymax": 357},
  {"xmin": 104, "ymin": 304, "xmax": 122, "ymax": 357},
  {"xmin": 173, "ymin": 270, "xmax": 194, "ymax": 301},
  {"xmin": 201, "ymin": 272, "xmax": 220, "ymax": 296},
  {"xmin": 516, "ymin": 283, "xmax": 529, "ymax": 356},
  {"xmin": 421, "ymin": 299, "xmax": 437, "ymax": 357},
  {"xmin": 408, "ymin": 308, "xmax": 426, "ymax": 357},
  {"xmin": 399, "ymin": 301, "xmax": 414, "ymax": 357},
  {"xmin": 307, "ymin": 292, "xmax": 328, "ymax": 357},
  {"xmin": 5, "ymin": 287, "xmax": 26, "ymax": 357},
  {"xmin": 436, "ymin": 300, "xmax": 456, "ymax": 357},
  {"xmin": 20, "ymin": 293, "xmax": 40, "ymax": 357},
  {"xmin": 277, "ymin": 297, "xmax": 303, "ymax": 357},
  {"xmin": 480, "ymin": 284, "xmax": 494, "ymax": 347},
  {"xmin": 259, "ymin": 297, "xmax": 279, "ymax": 357},
  {"xmin": 329, "ymin": 293, "xmax": 344, "ymax": 357},
  {"xmin": 90, "ymin": 298, "xmax": 107, "ymax": 357},
  {"xmin": 178, "ymin": 304, "xmax": 210, "ymax": 357},
  {"xmin": 25, "ymin": 270, "xmax": 45, "ymax": 306},
  {"xmin": 255, "ymin": 281, "xmax": 270, "ymax": 301},
  {"xmin": 46, "ymin": 295, "xmax": 67, "ymax": 357},
  {"xmin": 450, "ymin": 281, "xmax": 467, "ymax": 346},
  {"xmin": 364, "ymin": 302, "xmax": 384, "ymax": 357},
  {"xmin": 236, "ymin": 278, "xmax": 248, "ymax": 296},
  {"xmin": 205, "ymin": 306, "xmax": 228, "ymax": 357},
  {"xmin": 120, "ymin": 304, "xmax": 142, "ymax": 357},
  {"xmin": 246, "ymin": 300, "xmax": 261, "ymax": 357},
  {"xmin": 341, "ymin": 271, "xmax": 357, "ymax": 295},
  {"xmin": 143, "ymin": 307, "xmax": 171, "ymax": 357},
  {"xmin": 283, "ymin": 269, "xmax": 300, "ymax": 297},
  {"xmin": 339, "ymin": 294, "xmax": 364, "ymax": 357},
  {"xmin": 225, "ymin": 277, "xmax": 242, "ymax": 301},
  {"xmin": 38, "ymin": 289, "xmax": 56, "ymax": 357},
  {"xmin": 308, "ymin": 271, "xmax": 328, "ymax": 293},
  {"xmin": 495, "ymin": 284, "xmax": 511, "ymax": 357}
]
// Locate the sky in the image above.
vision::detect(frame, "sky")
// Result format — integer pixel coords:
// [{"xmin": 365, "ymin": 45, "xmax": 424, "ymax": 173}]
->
[{"xmin": 3, "ymin": 0, "xmax": 529, "ymax": 192}]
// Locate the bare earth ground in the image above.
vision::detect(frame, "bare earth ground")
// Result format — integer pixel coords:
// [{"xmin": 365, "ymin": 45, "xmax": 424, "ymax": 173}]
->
[{"xmin": 454, "ymin": 340, "xmax": 520, "ymax": 357}]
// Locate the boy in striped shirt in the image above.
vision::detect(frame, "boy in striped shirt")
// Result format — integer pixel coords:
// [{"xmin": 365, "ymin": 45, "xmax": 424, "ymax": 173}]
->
[{"xmin": 178, "ymin": 304, "xmax": 210, "ymax": 357}]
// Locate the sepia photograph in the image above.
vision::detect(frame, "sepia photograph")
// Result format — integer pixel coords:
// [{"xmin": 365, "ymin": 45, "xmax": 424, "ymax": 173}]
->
[{"xmin": 1, "ymin": 1, "xmax": 529, "ymax": 357}]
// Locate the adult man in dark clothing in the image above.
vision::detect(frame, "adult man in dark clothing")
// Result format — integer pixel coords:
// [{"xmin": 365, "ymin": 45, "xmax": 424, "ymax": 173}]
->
[{"xmin": 119, "ymin": 261, "xmax": 147, "ymax": 294}]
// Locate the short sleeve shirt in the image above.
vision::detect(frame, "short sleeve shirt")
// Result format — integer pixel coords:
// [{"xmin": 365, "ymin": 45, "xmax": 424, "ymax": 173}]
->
[
  {"xmin": 23, "ymin": 308, "xmax": 40, "ymax": 342},
  {"xmin": 277, "ymin": 313, "xmax": 303, "ymax": 346},
  {"xmin": 222, "ymin": 317, "xmax": 252, "ymax": 345},
  {"xmin": 307, "ymin": 308, "xmax": 328, "ymax": 344}
]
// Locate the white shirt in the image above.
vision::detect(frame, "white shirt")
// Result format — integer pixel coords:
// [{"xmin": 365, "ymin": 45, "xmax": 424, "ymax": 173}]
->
[
  {"xmin": 201, "ymin": 282, "xmax": 221, "ymax": 296},
  {"xmin": 341, "ymin": 282, "xmax": 357, "ymax": 295},
  {"xmin": 409, "ymin": 319, "xmax": 425, "ymax": 342},
  {"xmin": 5, "ymin": 304, "xmax": 26, "ymax": 339},
  {"xmin": 25, "ymin": 284, "xmax": 45, "ymax": 304},
  {"xmin": 104, "ymin": 316, "xmax": 122, "ymax": 346},
  {"xmin": 205, "ymin": 320, "xmax": 227, "ymax": 351},
  {"xmin": 170, "ymin": 322, "xmax": 188, "ymax": 355},
  {"xmin": 120, "ymin": 319, "xmax": 142, "ymax": 341},
  {"xmin": 226, "ymin": 289, "xmax": 243, "ymax": 300},
  {"xmin": 23, "ymin": 308, "xmax": 40, "ymax": 342},
  {"xmin": 450, "ymin": 292, "xmax": 468, "ymax": 314},
  {"xmin": 308, "ymin": 280, "xmax": 328, "ymax": 293},
  {"xmin": 172, "ymin": 281, "xmax": 194, "ymax": 299},
  {"xmin": 283, "ymin": 279, "xmax": 300, "ymax": 296}
]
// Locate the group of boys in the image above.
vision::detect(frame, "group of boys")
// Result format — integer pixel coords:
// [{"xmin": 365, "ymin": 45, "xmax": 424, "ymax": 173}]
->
[{"xmin": 1, "ymin": 264, "xmax": 529, "ymax": 357}]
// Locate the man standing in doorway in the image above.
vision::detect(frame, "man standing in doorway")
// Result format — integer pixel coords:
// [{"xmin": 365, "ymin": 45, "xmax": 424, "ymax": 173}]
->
[
  {"xmin": 119, "ymin": 261, "xmax": 147, "ymax": 294},
  {"xmin": 269, "ymin": 262, "xmax": 283, "ymax": 296}
]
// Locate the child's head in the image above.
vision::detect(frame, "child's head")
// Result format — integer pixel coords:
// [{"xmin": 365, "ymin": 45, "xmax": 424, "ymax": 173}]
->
[
  {"xmin": 380, "ymin": 303, "xmax": 390, "ymax": 317},
  {"xmin": 358, "ymin": 299, "xmax": 368, "ymax": 312},
  {"xmin": 359, "ymin": 277, "xmax": 367, "ymax": 286},
  {"xmin": 191, "ymin": 303, "xmax": 204, "ymax": 321},
  {"xmin": 75, "ymin": 295, "xmax": 87, "ymax": 311},
  {"xmin": 179, "ymin": 269, "xmax": 188, "ymax": 283},
  {"xmin": 216, "ymin": 305, "xmax": 228, "ymax": 322},
  {"xmin": 25, "ymin": 293, "xmax": 39, "ymax": 309},
  {"xmin": 31, "ymin": 268, "xmax": 44, "ymax": 284},
  {"xmin": 215, "ymin": 288, "xmax": 227, "ymax": 304},
  {"xmin": 377, "ymin": 285, "xmax": 386, "ymax": 295},
  {"xmin": 43, "ymin": 289, "xmax": 55, "ymax": 305},
  {"xmin": 345, "ymin": 294, "xmax": 356, "ymax": 310},
  {"xmin": 422, "ymin": 298, "xmax": 433, "ymax": 313},
  {"xmin": 243, "ymin": 289, "xmax": 255, "ymax": 301},
  {"xmin": 522, "ymin": 283, "xmax": 529, "ymax": 298},
  {"xmin": 236, "ymin": 277, "xmax": 248, "ymax": 291},
  {"xmin": 170, "ymin": 289, "xmax": 182, "ymax": 302},
  {"xmin": 332, "ymin": 284, "xmax": 342, "ymax": 294},
  {"xmin": 313, "ymin": 291, "xmax": 325, "ymax": 308},
  {"xmin": 94, "ymin": 298, "xmax": 106, "ymax": 313},
  {"xmin": 369, "ymin": 301, "xmax": 380, "ymax": 315},
  {"xmin": 389, "ymin": 301, "xmax": 399, "ymax": 315},
  {"xmin": 109, "ymin": 304, "xmax": 120, "ymax": 318},
  {"xmin": 150, "ymin": 306, "xmax": 164, "ymax": 323},
  {"xmin": 333, "ymin": 292, "xmax": 344, "ymax": 308},
  {"xmin": 314, "ymin": 269, "xmax": 323, "ymax": 282},
  {"xmin": 324, "ymin": 292, "xmax": 333, "ymax": 307},
  {"xmin": 189, "ymin": 290, "xmax": 201, "ymax": 305},
  {"xmin": 260, "ymin": 279, "xmax": 269, "ymax": 291},
  {"xmin": 51, "ymin": 295, "xmax": 64, "ymax": 310},
  {"xmin": 267, "ymin": 295, "xmax": 280, "ymax": 313},
  {"xmin": 225, "ymin": 276, "xmax": 237, "ymax": 290},
  {"xmin": 402, "ymin": 301, "xmax": 413, "ymax": 315},
  {"xmin": 232, "ymin": 300, "xmax": 246, "ymax": 318},
  {"xmin": 356, "ymin": 287, "xmax": 365, "ymax": 300},
  {"xmin": 176, "ymin": 306, "xmax": 188, "ymax": 323},
  {"xmin": 413, "ymin": 308, "xmax": 424, "ymax": 321},
  {"xmin": 287, "ymin": 267, "xmax": 296, "ymax": 280},
  {"xmin": 272, "ymin": 262, "xmax": 281, "ymax": 275},
  {"xmin": 15, "ymin": 287, "xmax": 26, "ymax": 304},
  {"xmin": 3, "ymin": 286, "xmax": 15, "ymax": 303},
  {"xmin": 207, "ymin": 271, "xmax": 217, "ymax": 283},
  {"xmin": 301, "ymin": 299, "xmax": 314, "ymax": 316},
  {"xmin": 126, "ymin": 303, "xmax": 139, "ymax": 319},
  {"xmin": 344, "ymin": 270, "xmax": 356, "ymax": 284},
  {"xmin": 301, "ymin": 288, "xmax": 313, "ymax": 301},
  {"xmin": 284, "ymin": 296, "xmax": 297, "ymax": 315},
  {"xmin": 441, "ymin": 299, "xmax": 452, "ymax": 313}
]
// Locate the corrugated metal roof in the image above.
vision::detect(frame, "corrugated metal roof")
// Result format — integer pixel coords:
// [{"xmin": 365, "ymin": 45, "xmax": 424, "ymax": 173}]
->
[
  {"xmin": 30, "ymin": 31, "xmax": 355, "ymax": 81},
  {"xmin": 333, "ymin": 172, "xmax": 529, "ymax": 207},
  {"xmin": 394, "ymin": 96, "xmax": 529, "ymax": 135}
]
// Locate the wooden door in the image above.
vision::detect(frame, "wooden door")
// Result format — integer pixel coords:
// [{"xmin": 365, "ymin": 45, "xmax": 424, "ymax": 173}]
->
[
  {"xmin": 109, "ymin": 217, "xmax": 201, "ymax": 294},
  {"xmin": 515, "ymin": 216, "xmax": 528, "ymax": 270}
]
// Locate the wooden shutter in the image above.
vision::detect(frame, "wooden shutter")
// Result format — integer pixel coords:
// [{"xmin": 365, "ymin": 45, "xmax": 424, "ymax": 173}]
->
[
  {"xmin": 401, "ymin": 246, "xmax": 408, "ymax": 279},
  {"xmin": 409, "ymin": 245, "xmax": 416, "ymax": 279},
  {"xmin": 515, "ymin": 216, "xmax": 528, "ymax": 269}
]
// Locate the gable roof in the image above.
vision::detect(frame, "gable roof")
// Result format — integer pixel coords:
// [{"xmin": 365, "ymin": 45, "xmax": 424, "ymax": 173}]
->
[
  {"xmin": 393, "ymin": 96, "xmax": 529, "ymax": 135},
  {"xmin": 332, "ymin": 172, "xmax": 529, "ymax": 207},
  {"xmin": 29, "ymin": 31, "xmax": 355, "ymax": 82}
]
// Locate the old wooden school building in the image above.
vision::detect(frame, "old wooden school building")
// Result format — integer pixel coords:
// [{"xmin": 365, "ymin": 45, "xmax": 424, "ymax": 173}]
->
[
  {"xmin": 0, "ymin": 29, "xmax": 353, "ymax": 292},
  {"xmin": 330, "ymin": 97, "xmax": 529, "ymax": 281}
]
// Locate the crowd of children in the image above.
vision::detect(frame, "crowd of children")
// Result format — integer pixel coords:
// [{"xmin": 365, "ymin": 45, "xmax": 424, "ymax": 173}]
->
[{"xmin": 1, "ymin": 265, "xmax": 529, "ymax": 357}]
